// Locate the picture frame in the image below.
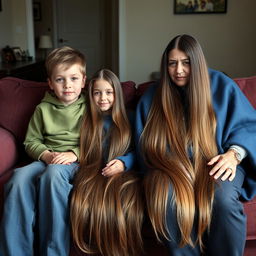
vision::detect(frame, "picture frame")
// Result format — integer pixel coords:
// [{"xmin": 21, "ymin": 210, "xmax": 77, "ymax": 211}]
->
[
  {"xmin": 12, "ymin": 47, "xmax": 23, "ymax": 61},
  {"xmin": 33, "ymin": 2, "xmax": 41, "ymax": 21},
  {"xmin": 0, "ymin": 0, "xmax": 2, "ymax": 12},
  {"xmin": 174, "ymin": 0, "xmax": 227, "ymax": 14}
]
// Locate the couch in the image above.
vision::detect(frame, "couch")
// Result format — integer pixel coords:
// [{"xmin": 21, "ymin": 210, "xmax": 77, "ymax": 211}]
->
[{"xmin": 0, "ymin": 76, "xmax": 256, "ymax": 256}]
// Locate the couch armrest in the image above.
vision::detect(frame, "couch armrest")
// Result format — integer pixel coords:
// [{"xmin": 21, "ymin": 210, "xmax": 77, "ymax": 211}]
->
[
  {"xmin": 0, "ymin": 127, "xmax": 18, "ymax": 177},
  {"xmin": 244, "ymin": 197, "xmax": 256, "ymax": 241}
]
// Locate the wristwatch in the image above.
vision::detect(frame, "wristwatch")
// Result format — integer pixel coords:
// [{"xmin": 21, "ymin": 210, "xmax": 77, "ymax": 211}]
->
[{"xmin": 229, "ymin": 149, "xmax": 242, "ymax": 164}]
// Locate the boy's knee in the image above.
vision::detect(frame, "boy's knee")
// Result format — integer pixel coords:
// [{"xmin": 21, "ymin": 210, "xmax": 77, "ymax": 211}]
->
[
  {"xmin": 39, "ymin": 164, "xmax": 71, "ymax": 184},
  {"xmin": 8, "ymin": 169, "xmax": 31, "ymax": 186},
  {"xmin": 41, "ymin": 164, "xmax": 63, "ymax": 179},
  {"xmin": 5, "ymin": 171, "xmax": 34, "ymax": 195}
]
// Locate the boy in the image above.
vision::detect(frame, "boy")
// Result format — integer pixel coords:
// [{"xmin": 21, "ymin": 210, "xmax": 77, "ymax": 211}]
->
[{"xmin": 0, "ymin": 46, "xmax": 86, "ymax": 256}]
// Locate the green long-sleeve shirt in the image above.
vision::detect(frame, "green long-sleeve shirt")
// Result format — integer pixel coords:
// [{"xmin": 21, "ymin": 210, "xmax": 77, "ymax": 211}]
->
[{"xmin": 24, "ymin": 91, "xmax": 86, "ymax": 160}]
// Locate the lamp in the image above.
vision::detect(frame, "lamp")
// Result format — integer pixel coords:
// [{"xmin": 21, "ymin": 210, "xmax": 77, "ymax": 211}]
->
[{"xmin": 39, "ymin": 35, "xmax": 53, "ymax": 58}]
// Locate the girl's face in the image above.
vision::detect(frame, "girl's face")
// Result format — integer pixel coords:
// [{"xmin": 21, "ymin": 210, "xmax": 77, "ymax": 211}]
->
[
  {"xmin": 92, "ymin": 79, "xmax": 115, "ymax": 112},
  {"xmin": 168, "ymin": 48, "xmax": 191, "ymax": 87}
]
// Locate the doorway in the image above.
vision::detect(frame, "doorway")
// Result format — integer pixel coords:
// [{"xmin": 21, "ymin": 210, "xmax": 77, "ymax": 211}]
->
[{"xmin": 33, "ymin": 0, "xmax": 119, "ymax": 78}]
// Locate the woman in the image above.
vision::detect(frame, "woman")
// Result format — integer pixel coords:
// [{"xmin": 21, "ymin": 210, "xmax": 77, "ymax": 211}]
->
[{"xmin": 135, "ymin": 34, "xmax": 256, "ymax": 255}]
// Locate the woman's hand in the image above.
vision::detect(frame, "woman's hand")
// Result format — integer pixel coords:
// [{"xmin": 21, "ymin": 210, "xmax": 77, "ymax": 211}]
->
[
  {"xmin": 101, "ymin": 159, "xmax": 125, "ymax": 177},
  {"xmin": 208, "ymin": 150, "xmax": 240, "ymax": 181}
]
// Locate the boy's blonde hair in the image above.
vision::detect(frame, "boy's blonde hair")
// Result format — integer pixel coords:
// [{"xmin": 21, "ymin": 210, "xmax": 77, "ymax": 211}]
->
[{"xmin": 45, "ymin": 46, "xmax": 86, "ymax": 78}]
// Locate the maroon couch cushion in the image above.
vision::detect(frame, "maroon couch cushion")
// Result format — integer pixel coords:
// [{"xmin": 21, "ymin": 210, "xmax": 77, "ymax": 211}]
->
[
  {"xmin": 0, "ymin": 78, "xmax": 136, "ymax": 145},
  {"xmin": 136, "ymin": 81, "xmax": 155, "ymax": 99},
  {"xmin": 0, "ymin": 77, "xmax": 49, "ymax": 145},
  {"xmin": 234, "ymin": 76, "xmax": 256, "ymax": 109},
  {"xmin": 121, "ymin": 80, "xmax": 137, "ymax": 109},
  {"xmin": 0, "ymin": 171, "xmax": 13, "ymax": 220},
  {"xmin": 0, "ymin": 127, "xmax": 18, "ymax": 176},
  {"xmin": 235, "ymin": 76, "xmax": 256, "ymax": 248},
  {"xmin": 244, "ymin": 197, "xmax": 256, "ymax": 240}
]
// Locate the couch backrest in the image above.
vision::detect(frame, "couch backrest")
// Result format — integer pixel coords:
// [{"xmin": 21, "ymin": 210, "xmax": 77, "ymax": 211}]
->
[
  {"xmin": 0, "ymin": 75, "xmax": 255, "ymax": 147},
  {"xmin": 0, "ymin": 77, "xmax": 49, "ymax": 146},
  {"xmin": 0, "ymin": 77, "xmax": 137, "ymax": 146},
  {"xmin": 137, "ymin": 77, "xmax": 256, "ymax": 110},
  {"xmin": 234, "ymin": 76, "xmax": 256, "ymax": 109}
]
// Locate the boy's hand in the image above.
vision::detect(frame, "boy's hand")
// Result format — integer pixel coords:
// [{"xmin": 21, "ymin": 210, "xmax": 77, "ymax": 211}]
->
[
  {"xmin": 40, "ymin": 151, "xmax": 77, "ymax": 165},
  {"xmin": 50, "ymin": 152, "xmax": 78, "ymax": 165},
  {"xmin": 101, "ymin": 159, "xmax": 125, "ymax": 177},
  {"xmin": 40, "ymin": 150, "xmax": 56, "ymax": 164}
]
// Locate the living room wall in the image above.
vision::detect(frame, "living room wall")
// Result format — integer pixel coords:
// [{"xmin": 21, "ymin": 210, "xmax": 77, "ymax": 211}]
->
[
  {"xmin": 120, "ymin": 0, "xmax": 256, "ymax": 83},
  {"xmin": 1, "ymin": 0, "xmax": 255, "ymax": 83},
  {"xmin": 0, "ymin": 0, "xmax": 13, "ymax": 55},
  {"xmin": 0, "ymin": 0, "xmax": 34, "ymax": 61}
]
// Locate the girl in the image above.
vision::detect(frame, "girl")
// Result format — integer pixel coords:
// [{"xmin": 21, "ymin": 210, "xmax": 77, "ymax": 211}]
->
[
  {"xmin": 135, "ymin": 34, "xmax": 256, "ymax": 255},
  {"xmin": 70, "ymin": 69, "xmax": 144, "ymax": 256}
]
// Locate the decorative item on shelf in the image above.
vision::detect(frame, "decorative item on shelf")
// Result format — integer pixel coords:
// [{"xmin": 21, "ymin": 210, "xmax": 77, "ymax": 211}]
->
[
  {"xmin": 12, "ymin": 47, "xmax": 23, "ymax": 61},
  {"xmin": 39, "ymin": 35, "xmax": 53, "ymax": 58},
  {"xmin": 1, "ymin": 46, "xmax": 16, "ymax": 63}
]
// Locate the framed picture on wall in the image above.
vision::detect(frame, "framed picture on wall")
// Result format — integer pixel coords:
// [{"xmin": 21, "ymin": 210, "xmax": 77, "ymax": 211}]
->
[
  {"xmin": 0, "ymin": 0, "xmax": 2, "ymax": 12},
  {"xmin": 33, "ymin": 3, "xmax": 42, "ymax": 21},
  {"xmin": 174, "ymin": 0, "xmax": 227, "ymax": 14}
]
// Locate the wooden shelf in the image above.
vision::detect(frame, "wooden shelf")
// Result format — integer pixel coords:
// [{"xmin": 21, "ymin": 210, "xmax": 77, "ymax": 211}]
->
[{"xmin": 0, "ymin": 59, "xmax": 47, "ymax": 82}]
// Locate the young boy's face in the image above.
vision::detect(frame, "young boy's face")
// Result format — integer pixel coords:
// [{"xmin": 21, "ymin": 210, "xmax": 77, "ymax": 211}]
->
[{"xmin": 48, "ymin": 63, "xmax": 86, "ymax": 105}]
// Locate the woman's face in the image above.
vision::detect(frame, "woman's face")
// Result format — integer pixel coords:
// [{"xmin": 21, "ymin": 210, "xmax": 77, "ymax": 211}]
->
[{"xmin": 168, "ymin": 48, "xmax": 191, "ymax": 87}]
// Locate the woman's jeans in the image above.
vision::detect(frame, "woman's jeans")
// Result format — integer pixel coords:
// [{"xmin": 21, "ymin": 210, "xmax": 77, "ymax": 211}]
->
[
  {"xmin": 165, "ymin": 168, "xmax": 246, "ymax": 256},
  {"xmin": 0, "ymin": 161, "xmax": 78, "ymax": 256}
]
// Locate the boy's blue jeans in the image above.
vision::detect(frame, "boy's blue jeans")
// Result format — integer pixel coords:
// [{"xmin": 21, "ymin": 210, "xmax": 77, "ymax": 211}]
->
[{"xmin": 0, "ymin": 161, "xmax": 78, "ymax": 256}]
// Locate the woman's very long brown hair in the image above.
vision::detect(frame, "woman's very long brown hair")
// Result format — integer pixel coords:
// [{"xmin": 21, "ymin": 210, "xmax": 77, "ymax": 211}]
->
[
  {"xmin": 70, "ymin": 69, "xmax": 144, "ymax": 256},
  {"xmin": 141, "ymin": 35, "xmax": 218, "ymax": 250}
]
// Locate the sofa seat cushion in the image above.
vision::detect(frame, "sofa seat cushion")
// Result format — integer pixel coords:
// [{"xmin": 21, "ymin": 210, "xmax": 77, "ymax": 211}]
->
[
  {"xmin": 0, "ymin": 170, "xmax": 13, "ymax": 220},
  {"xmin": 0, "ymin": 77, "xmax": 49, "ymax": 145},
  {"xmin": 244, "ymin": 197, "xmax": 256, "ymax": 240}
]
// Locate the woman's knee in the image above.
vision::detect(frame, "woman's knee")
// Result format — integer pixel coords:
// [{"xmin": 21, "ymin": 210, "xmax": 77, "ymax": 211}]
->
[
  {"xmin": 214, "ymin": 170, "xmax": 245, "ymax": 215},
  {"xmin": 213, "ymin": 186, "xmax": 243, "ymax": 216}
]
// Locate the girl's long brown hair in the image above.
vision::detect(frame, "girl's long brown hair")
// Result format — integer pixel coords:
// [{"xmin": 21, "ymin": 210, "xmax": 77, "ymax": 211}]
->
[
  {"xmin": 70, "ymin": 69, "xmax": 144, "ymax": 256},
  {"xmin": 141, "ymin": 35, "xmax": 218, "ymax": 250}
]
